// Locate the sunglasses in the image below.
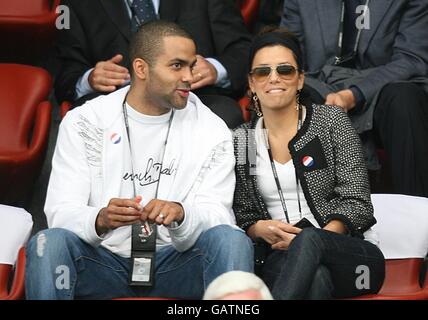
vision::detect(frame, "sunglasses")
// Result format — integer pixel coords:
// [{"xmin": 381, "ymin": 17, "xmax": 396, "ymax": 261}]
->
[{"xmin": 250, "ymin": 64, "xmax": 298, "ymax": 82}]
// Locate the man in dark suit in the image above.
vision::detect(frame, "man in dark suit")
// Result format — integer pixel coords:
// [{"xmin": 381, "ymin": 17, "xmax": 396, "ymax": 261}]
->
[
  {"xmin": 281, "ymin": 0, "xmax": 428, "ymax": 197},
  {"xmin": 55, "ymin": 0, "xmax": 252, "ymax": 128}
]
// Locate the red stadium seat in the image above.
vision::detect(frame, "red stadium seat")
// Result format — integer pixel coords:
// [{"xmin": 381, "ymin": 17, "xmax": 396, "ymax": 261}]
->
[
  {"xmin": 235, "ymin": 0, "xmax": 260, "ymax": 121},
  {"xmin": 0, "ymin": 247, "xmax": 27, "ymax": 300},
  {"xmin": 0, "ymin": 0, "xmax": 60, "ymax": 63},
  {"xmin": 0, "ymin": 205, "xmax": 33, "ymax": 300},
  {"xmin": 0, "ymin": 64, "xmax": 52, "ymax": 206},
  {"xmin": 350, "ymin": 258, "xmax": 427, "ymax": 300},
  {"xmin": 238, "ymin": 95, "xmax": 251, "ymax": 122},
  {"xmin": 348, "ymin": 194, "xmax": 428, "ymax": 300},
  {"xmin": 60, "ymin": 100, "xmax": 72, "ymax": 119},
  {"xmin": 4, "ymin": 194, "xmax": 427, "ymax": 299}
]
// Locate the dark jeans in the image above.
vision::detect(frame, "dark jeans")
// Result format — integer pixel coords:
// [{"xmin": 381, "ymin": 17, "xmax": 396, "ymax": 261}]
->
[
  {"xmin": 25, "ymin": 225, "xmax": 253, "ymax": 299},
  {"xmin": 260, "ymin": 228, "xmax": 385, "ymax": 300}
]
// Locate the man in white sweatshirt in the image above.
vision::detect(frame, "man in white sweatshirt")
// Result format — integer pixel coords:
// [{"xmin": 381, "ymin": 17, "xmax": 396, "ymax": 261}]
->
[{"xmin": 25, "ymin": 21, "xmax": 253, "ymax": 300}]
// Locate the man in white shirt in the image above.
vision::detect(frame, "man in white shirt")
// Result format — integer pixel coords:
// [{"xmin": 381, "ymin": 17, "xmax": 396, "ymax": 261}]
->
[{"xmin": 26, "ymin": 21, "xmax": 253, "ymax": 300}]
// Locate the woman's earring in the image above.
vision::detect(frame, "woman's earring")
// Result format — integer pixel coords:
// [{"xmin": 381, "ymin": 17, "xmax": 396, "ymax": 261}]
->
[
  {"xmin": 253, "ymin": 94, "xmax": 263, "ymax": 117},
  {"xmin": 296, "ymin": 90, "xmax": 301, "ymax": 111}
]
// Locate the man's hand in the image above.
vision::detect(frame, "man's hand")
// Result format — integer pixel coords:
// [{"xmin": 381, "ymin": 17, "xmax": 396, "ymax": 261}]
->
[
  {"xmin": 88, "ymin": 54, "xmax": 130, "ymax": 93},
  {"xmin": 325, "ymin": 89, "xmax": 356, "ymax": 112},
  {"xmin": 96, "ymin": 196, "xmax": 143, "ymax": 236},
  {"xmin": 191, "ymin": 55, "xmax": 218, "ymax": 90},
  {"xmin": 141, "ymin": 199, "xmax": 185, "ymax": 226}
]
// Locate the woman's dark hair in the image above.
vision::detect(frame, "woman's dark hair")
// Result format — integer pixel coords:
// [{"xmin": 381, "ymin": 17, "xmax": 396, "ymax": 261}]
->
[
  {"xmin": 247, "ymin": 26, "xmax": 313, "ymax": 115},
  {"xmin": 248, "ymin": 25, "xmax": 304, "ymax": 72}
]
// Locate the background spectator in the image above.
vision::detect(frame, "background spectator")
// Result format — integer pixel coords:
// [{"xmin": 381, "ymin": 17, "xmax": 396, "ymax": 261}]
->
[{"xmin": 281, "ymin": 0, "xmax": 428, "ymax": 197}]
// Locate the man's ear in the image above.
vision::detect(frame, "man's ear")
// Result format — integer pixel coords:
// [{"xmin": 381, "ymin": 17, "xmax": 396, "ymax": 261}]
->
[{"xmin": 132, "ymin": 58, "xmax": 149, "ymax": 80}]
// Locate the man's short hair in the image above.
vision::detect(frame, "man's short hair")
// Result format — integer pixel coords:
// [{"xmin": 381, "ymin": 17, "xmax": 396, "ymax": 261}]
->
[
  {"xmin": 203, "ymin": 271, "xmax": 274, "ymax": 300},
  {"xmin": 129, "ymin": 20, "xmax": 194, "ymax": 68}
]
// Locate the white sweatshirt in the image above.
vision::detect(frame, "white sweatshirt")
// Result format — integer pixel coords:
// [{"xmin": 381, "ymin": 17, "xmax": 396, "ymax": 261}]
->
[{"xmin": 45, "ymin": 87, "xmax": 237, "ymax": 257}]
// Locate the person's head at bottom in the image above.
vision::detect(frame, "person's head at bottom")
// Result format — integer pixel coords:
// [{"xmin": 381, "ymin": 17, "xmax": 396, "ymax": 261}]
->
[
  {"xmin": 203, "ymin": 271, "xmax": 273, "ymax": 300},
  {"xmin": 127, "ymin": 20, "xmax": 197, "ymax": 115}
]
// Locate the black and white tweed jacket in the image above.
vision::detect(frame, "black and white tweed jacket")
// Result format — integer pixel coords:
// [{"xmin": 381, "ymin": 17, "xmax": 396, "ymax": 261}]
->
[{"xmin": 233, "ymin": 104, "xmax": 376, "ymax": 238}]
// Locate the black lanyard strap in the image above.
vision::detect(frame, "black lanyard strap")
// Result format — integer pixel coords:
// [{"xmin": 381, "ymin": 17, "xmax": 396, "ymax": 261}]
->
[
  {"xmin": 122, "ymin": 93, "xmax": 174, "ymax": 250},
  {"xmin": 123, "ymin": 93, "xmax": 175, "ymax": 287},
  {"xmin": 335, "ymin": 0, "xmax": 370, "ymax": 65},
  {"xmin": 262, "ymin": 105, "xmax": 303, "ymax": 224},
  {"xmin": 122, "ymin": 94, "xmax": 174, "ymax": 199}
]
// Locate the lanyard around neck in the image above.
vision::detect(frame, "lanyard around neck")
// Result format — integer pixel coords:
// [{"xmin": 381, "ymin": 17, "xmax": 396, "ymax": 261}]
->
[
  {"xmin": 122, "ymin": 93, "xmax": 174, "ymax": 198},
  {"xmin": 335, "ymin": 0, "xmax": 370, "ymax": 63},
  {"xmin": 262, "ymin": 105, "xmax": 303, "ymax": 224}
]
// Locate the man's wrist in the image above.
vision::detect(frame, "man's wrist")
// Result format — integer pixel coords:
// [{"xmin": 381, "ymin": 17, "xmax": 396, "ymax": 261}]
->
[
  {"xmin": 205, "ymin": 57, "xmax": 230, "ymax": 88},
  {"xmin": 95, "ymin": 208, "xmax": 109, "ymax": 236},
  {"xmin": 76, "ymin": 68, "xmax": 95, "ymax": 99},
  {"xmin": 171, "ymin": 202, "xmax": 185, "ymax": 226},
  {"xmin": 349, "ymin": 86, "xmax": 366, "ymax": 110}
]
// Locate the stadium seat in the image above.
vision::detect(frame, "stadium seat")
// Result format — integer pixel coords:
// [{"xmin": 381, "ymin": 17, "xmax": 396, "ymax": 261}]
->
[
  {"xmin": 6, "ymin": 194, "xmax": 428, "ymax": 300},
  {"xmin": 60, "ymin": 100, "xmax": 72, "ymax": 119},
  {"xmin": 0, "ymin": 0, "xmax": 60, "ymax": 63},
  {"xmin": 0, "ymin": 64, "xmax": 52, "ymax": 206},
  {"xmin": 0, "ymin": 205, "xmax": 33, "ymax": 300},
  {"xmin": 350, "ymin": 194, "xmax": 428, "ymax": 300},
  {"xmin": 235, "ymin": 0, "xmax": 259, "ymax": 122},
  {"xmin": 238, "ymin": 94, "xmax": 251, "ymax": 122}
]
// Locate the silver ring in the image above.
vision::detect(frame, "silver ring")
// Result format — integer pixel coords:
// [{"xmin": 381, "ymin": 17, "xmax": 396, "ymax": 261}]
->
[{"xmin": 159, "ymin": 213, "xmax": 165, "ymax": 220}]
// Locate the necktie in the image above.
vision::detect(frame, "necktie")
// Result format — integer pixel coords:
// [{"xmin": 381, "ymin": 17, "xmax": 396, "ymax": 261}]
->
[
  {"xmin": 342, "ymin": 0, "xmax": 362, "ymax": 57},
  {"xmin": 130, "ymin": 0, "xmax": 158, "ymax": 32}
]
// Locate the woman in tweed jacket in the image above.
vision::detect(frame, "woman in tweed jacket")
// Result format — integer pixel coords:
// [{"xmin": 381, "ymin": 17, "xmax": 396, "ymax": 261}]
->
[{"xmin": 233, "ymin": 27, "xmax": 385, "ymax": 299}]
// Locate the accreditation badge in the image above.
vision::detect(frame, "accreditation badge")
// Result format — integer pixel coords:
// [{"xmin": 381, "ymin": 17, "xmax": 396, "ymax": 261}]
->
[
  {"xmin": 129, "ymin": 221, "xmax": 157, "ymax": 287},
  {"xmin": 129, "ymin": 252, "xmax": 155, "ymax": 286}
]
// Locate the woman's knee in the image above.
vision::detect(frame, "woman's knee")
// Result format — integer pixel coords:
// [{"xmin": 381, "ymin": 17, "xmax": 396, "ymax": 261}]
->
[
  {"xmin": 292, "ymin": 227, "xmax": 322, "ymax": 249},
  {"xmin": 306, "ymin": 265, "xmax": 334, "ymax": 299}
]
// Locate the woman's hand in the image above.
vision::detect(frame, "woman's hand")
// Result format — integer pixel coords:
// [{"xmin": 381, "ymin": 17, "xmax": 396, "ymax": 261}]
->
[
  {"xmin": 249, "ymin": 220, "xmax": 302, "ymax": 250},
  {"xmin": 269, "ymin": 226, "xmax": 297, "ymax": 250}
]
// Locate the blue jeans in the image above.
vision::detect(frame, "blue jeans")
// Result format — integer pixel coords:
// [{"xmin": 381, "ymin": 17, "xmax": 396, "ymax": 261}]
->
[
  {"xmin": 25, "ymin": 225, "xmax": 253, "ymax": 299},
  {"xmin": 261, "ymin": 228, "xmax": 385, "ymax": 300}
]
